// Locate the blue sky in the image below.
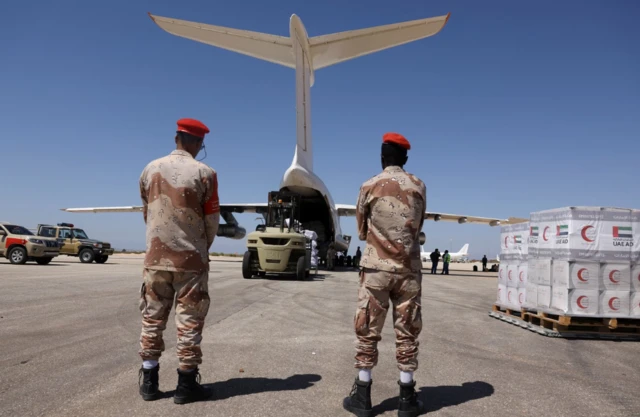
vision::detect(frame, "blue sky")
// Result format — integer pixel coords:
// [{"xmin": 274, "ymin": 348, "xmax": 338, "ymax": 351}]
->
[{"xmin": 2, "ymin": 0, "xmax": 639, "ymax": 258}]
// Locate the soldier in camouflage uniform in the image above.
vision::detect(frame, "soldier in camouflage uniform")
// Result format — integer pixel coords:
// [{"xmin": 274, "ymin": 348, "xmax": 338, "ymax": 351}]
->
[
  {"xmin": 343, "ymin": 133, "xmax": 427, "ymax": 417},
  {"xmin": 137, "ymin": 118, "xmax": 220, "ymax": 405}
]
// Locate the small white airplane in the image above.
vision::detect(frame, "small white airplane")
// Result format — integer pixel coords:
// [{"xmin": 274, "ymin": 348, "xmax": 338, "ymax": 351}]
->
[
  {"xmin": 60, "ymin": 12, "xmax": 526, "ymax": 260},
  {"xmin": 421, "ymin": 244, "xmax": 469, "ymax": 263}
]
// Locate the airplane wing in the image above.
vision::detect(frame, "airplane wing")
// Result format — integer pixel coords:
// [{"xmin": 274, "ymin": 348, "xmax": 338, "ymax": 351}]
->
[
  {"xmin": 335, "ymin": 204, "xmax": 527, "ymax": 226},
  {"xmin": 60, "ymin": 203, "xmax": 268, "ymax": 214}
]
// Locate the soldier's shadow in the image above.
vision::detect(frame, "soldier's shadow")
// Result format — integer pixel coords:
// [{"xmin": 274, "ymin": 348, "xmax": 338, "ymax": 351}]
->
[
  {"xmin": 373, "ymin": 381, "xmax": 494, "ymax": 415},
  {"xmin": 162, "ymin": 373, "xmax": 322, "ymax": 401}
]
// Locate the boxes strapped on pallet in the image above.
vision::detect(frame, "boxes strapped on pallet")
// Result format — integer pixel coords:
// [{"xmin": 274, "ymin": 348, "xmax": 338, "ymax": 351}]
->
[{"xmin": 497, "ymin": 221, "xmax": 529, "ymax": 310}]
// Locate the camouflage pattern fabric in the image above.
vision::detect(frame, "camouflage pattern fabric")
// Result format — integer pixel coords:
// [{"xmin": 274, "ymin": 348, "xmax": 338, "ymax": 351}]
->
[
  {"xmin": 139, "ymin": 149, "xmax": 220, "ymax": 273},
  {"xmin": 354, "ymin": 268, "xmax": 422, "ymax": 372},
  {"xmin": 356, "ymin": 166, "xmax": 426, "ymax": 274},
  {"xmin": 139, "ymin": 268, "xmax": 211, "ymax": 370}
]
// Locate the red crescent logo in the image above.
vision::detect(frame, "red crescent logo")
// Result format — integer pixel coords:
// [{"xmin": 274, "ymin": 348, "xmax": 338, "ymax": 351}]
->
[
  {"xmin": 608, "ymin": 297, "xmax": 620, "ymax": 311},
  {"xmin": 576, "ymin": 295, "xmax": 588, "ymax": 309},
  {"xmin": 519, "ymin": 271, "xmax": 524, "ymax": 282},
  {"xmin": 577, "ymin": 268, "xmax": 589, "ymax": 282},
  {"xmin": 609, "ymin": 270, "xmax": 620, "ymax": 283},
  {"xmin": 508, "ymin": 290, "xmax": 512, "ymax": 301},
  {"xmin": 543, "ymin": 227, "xmax": 550, "ymax": 241},
  {"xmin": 504, "ymin": 236, "xmax": 509, "ymax": 248},
  {"xmin": 508, "ymin": 270, "xmax": 512, "ymax": 281},
  {"xmin": 581, "ymin": 225, "xmax": 595, "ymax": 242},
  {"xmin": 519, "ymin": 293, "xmax": 524, "ymax": 303}
]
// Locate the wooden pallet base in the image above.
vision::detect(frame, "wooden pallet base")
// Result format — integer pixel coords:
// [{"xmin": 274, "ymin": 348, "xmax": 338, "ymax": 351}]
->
[{"xmin": 489, "ymin": 304, "xmax": 640, "ymax": 340}]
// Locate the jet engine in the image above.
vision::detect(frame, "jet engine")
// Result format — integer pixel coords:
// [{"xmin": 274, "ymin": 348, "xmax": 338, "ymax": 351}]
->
[
  {"xmin": 419, "ymin": 232, "xmax": 426, "ymax": 245},
  {"xmin": 216, "ymin": 224, "xmax": 246, "ymax": 240}
]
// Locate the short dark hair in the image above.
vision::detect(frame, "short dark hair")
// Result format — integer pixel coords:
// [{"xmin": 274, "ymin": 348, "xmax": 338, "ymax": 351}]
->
[
  {"xmin": 381, "ymin": 143, "xmax": 408, "ymax": 166},
  {"xmin": 176, "ymin": 131, "xmax": 203, "ymax": 146}
]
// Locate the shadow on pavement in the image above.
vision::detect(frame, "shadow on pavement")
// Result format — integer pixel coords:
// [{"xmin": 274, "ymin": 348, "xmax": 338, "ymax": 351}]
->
[
  {"xmin": 163, "ymin": 373, "xmax": 322, "ymax": 401},
  {"xmin": 373, "ymin": 381, "xmax": 494, "ymax": 415}
]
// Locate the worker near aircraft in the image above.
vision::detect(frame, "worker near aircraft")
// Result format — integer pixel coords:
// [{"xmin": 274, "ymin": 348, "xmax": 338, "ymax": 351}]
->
[
  {"xmin": 327, "ymin": 243, "xmax": 336, "ymax": 270},
  {"xmin": 353, "ymin": 246, "xmax": 362, "ymax": 269},
  {"xmin": 442, "ymin": 250, "xmax": 451, "ymax": 275},
  {"xmin": 137, "ymin": 118, "xmax": 219, "ymax": 404},
  {"xmin": 430, "ymin": 248, "xmax": 440, "ymax": 274},
  {"xmin": 344, "ymin": 132, "xmax": 426, "ymax": 417},
  {"xmin": 482, "ymin": 255, "xmax": 488, "ymax": 272}
]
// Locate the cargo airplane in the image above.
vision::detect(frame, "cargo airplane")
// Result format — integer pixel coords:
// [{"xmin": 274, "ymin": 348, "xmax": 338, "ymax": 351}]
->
[{"xmin": 61, "ymin": 12, "xmax": 526, "ymax": 259}]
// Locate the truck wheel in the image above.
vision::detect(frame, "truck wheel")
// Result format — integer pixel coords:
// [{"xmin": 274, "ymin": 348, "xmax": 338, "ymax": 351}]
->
[
  {"xmin": 95, "ymin": 255, "xmax": 108, "ymax": 264},
  {"xmin": 296, "ymin": 256, "xmax": 306, "ymax": 280},
  {"xmin": 8, "ymin": 246, "xmax": 28, "ymax": 264},
  {"xmin": 242, "ymin": 251, "xmax": 253, "ymax": 279},
  {"xmin": 79, "ymin": 248, "xmax": 95, "ymax": 263},
  {"xmin": 36, "ymin": 257, "xmax": 53, "ymax": 265}
]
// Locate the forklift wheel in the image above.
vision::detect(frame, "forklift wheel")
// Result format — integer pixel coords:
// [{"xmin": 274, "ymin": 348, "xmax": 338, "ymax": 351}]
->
[
  {"xmin": 242, "ymin": 251, "xmax": 253, "ymax": 279},
  {"xmin": 296, "ymin": 256, "xmax": 306, "ymax": 280}
]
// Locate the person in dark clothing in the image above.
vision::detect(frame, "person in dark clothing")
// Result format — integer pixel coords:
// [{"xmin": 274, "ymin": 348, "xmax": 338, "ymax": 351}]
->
[
  {"xmin": 354, "ymin": 246, "xmax": 362, "ymax": 268},
  {"xmin": 482, "ymin": 255, "xmax": 488, "ymax": 272},
  {"xmin": 429, "ymin": 249, "xmax": 440, "ymax": 274}
]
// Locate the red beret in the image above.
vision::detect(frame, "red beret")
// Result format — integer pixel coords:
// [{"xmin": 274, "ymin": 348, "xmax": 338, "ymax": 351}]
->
[
  {"xmin": 176, "ymin": 118, "xmax": 210, "ymax": 139},
  {"xmin": 383, "ymin": 132, "xmax": 411, "ymax": 150}
]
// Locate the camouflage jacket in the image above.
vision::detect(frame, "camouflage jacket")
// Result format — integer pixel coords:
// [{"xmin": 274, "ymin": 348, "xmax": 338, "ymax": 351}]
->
[
  {"xmin": 356, "ymin": 165, "xmax": 426, "ymax": 274},
  {"xmin": 139, "ymin": 150, "xmax": 220, "ymax": 272}
]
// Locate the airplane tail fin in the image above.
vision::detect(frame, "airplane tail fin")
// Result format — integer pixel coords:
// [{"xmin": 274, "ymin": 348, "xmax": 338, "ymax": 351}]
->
[
  {"xmin": 148, "ymin": 12, "xmax": 450, "ymax": 173},
  {"xmin": 459, "ymin": 244, "xmax": 469, "ymax": 255}
]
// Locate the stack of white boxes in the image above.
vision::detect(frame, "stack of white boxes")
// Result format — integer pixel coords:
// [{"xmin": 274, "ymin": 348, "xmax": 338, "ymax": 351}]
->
[
  {"xmin": 497, "ymin": 221, "xmax": 529, "ymax": 310},
  {"xmin": 499, "ymin": 206, "xmax": 640, "ymax": 318}
]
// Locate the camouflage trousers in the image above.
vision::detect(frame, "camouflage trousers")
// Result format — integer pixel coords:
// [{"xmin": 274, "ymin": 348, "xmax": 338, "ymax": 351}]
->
[
  {"xmin": 138, "ymin": 268, "xmax": 211, "ymax": 370},
  {"xmin": 353, "ymin": 267, "xmax": 423, "ymax": 372}
]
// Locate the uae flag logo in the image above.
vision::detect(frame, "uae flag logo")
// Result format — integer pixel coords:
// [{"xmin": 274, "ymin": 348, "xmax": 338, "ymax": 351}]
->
[
  {"xmin": 613, "ymin": 226, "xmax": 632, "ymax": 239},
  {"xmin": 530, "ymin": 226, "xmax": 539, "ymax": 237},
  {"xmin": 556, "ymin": 224, "xmax": 568, "ymax": 236}
]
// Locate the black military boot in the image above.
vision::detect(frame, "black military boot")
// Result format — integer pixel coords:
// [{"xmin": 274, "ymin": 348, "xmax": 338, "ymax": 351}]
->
[
  {"xmin": 173, "ymin": 368, "xmax": 213, "ymax": 405},
  {"xmin": 342, "ymin": 378, "xmax": 372, "ymax": 417},
  {"xmin": 138, "ymin": 364, "xmax": 160, "ymax": 401},
  {"xmin": 397, "ymin": 380, "xmax": 423, "ymax": 417}
]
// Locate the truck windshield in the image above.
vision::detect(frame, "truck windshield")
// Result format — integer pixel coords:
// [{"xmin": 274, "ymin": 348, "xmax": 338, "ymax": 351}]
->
[
  {"xmin": 72, "ymin": 229, "xmax": 89, "ymax": 239},
  {"xmin": 3, "ymin": 225, "xmax": 34, "ymax": 235}
]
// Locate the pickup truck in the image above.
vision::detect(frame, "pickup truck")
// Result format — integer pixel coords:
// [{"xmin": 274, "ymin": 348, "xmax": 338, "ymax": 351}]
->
[
  {"xmin": 36, "ymin": 223, "xmax": 114, "ymax": 263},
  {"xmin": 0, "ymin": 222, "xmax": 61, "ymax": 264}
]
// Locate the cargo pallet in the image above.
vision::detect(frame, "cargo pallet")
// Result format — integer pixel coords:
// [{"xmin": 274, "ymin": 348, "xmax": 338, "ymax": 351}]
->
[{"xmin": 489, "ymin": 304, "xmax": 640, "ymax": 340}]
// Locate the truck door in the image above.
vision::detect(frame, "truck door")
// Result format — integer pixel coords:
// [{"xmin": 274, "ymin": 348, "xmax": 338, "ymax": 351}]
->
[
  {"xmin": 0, "ymin": 226, "xmax": 7, "ymax": 256},
  {"xmin": 57, "ymin": 228, "xmax": 72, "ymax": 254}
]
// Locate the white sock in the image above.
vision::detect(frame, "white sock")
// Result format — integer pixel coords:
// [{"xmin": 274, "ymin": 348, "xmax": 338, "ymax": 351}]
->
[
  {"xmin": 358, "ymin": 369, "xmax": 372, "ymax": 382},
  {"xmin": 400, "ymin": 371, "xmax": 414, "ymax": 383},
  {"xmin": 143, "ymin": 360, "xmax": 158, "ymax": 369}
]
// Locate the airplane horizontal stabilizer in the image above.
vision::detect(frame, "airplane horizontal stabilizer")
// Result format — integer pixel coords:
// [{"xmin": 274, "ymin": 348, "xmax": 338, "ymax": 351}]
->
[
  {"xmin": 60, "ymin": 203, "xmax": 268, "ymax": 214},
  {"xmin": 148, "ymin": 13, "xmax": 295, "ymax": 68},
  {"xmin": 310, "ymin": 13, "xmax": 450, "ymax": 70}
]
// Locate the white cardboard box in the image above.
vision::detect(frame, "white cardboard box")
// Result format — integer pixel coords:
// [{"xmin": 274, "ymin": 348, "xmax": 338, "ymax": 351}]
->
[
  {"xmin": 507, "ymin": 264, "xmax": 518, "ymax": 288},
  {"xmin": 552, "ymin": 260, "xmax": 600, "ymax": 289},
  {"xmin": 524, "ymin": 283, "xmax": 538, "ymax": 308},
  {"xmin": 538, "ymin": 258, "xmax": 552, "ymax": 286},
  {"xmin": 599, "ymin": 291, "xmax": 631, "ymax": 317},
  {"xmin": 537, "ymin": 285, "xmax": 551, "ymax": 309},
  {"xmin": 600, "ymin": 263, "xmax": 631, "ymax": 291},
  {"xmin": 517, "ymin": 264, "xmax": 528, "ymax": 288},
  {"xmin": 498, "ymin": 264, "xmax": 508, "ymax": 286},
  {"xmin": 630, "ymin": 292, "xmax": 640, "ymax": 318},
  {"xmin": 631, "ymin": 264, "xmax": 640, "ymax": 292},
  {"xmin": 551, "ymin": 287, "xmax": 599, "ymax": 315},
  {"xmin": 505, "ymin": 286, "xmax": 520, "ymax": 309},
  {"xmin": 497, "ymin": 284, "xmax": 507, "ymax": 305}
]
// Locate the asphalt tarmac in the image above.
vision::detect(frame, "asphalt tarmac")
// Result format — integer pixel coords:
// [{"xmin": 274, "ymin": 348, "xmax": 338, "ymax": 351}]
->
[{"xmin": 1, "ymin": 255, "xmax": 639, "ymax": 417}]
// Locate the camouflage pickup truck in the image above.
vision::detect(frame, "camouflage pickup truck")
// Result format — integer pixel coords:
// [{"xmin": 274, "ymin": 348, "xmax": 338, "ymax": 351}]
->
[
  {"xmin": 37, "ymin": 223, "xmax": 114, "ymax": 264},
  {"xmin": 0, "ymin": 222, "xmax": 61, "ymax": 264}
]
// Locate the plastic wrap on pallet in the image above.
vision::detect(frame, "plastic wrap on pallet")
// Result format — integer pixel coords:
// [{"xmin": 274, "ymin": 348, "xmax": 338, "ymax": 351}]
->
[
  {"xmin": 524, "ymin": 283, "xmax": 538, "ymax": 308},
  {"xmin": 600, "ymin": 262, "xmax": 631, "ymax": 291},
  {"xmin": 551, "ymin": 260, "xmax": 600, "ymax": 290},
  {"xmin": 505, "ymin": 286, "xmax": 520, "ymax": 310},
  {"xmin": 632, "ymin": 264, "xmax": 640, "ymax": 292},
  {"xmin": 498, "ymin": 263, "xmax": 508, "ymax": 285},
  {"xmin": 599, "ymin": 291, "xmax": 631, "ymax": 317},
  {"xmin": 500, "ymin": 222, "xmax": 529, "ymax": 262},
  {"xmin": 537, "ymin": 285, "xmax": 551, "ymax": 309},
  {"xmin": 506, "ymin": 264, "xmax": 518, "ymax": 288},
  {"xmin": 517, "ymin": 287, "xmax": 527, "ymax": 309},
  {"xmin": 517, "ymin": 264, "xmax": 528, "ymax": 288},
  {"xmin": 550, "ymin": 285, "xmax": 599, "ymax": 315},
  {"xmin": 631, "ymin": 292, "xmax": 640, "ymax": 317},
  {"xmin": 538, "ymin": 258, "xmax": 552, "ymax": 286},
  {"xmin": 632, "ymin": 210, "xmax": 640, "ymax": 263},
  {"xmin": 497, "ymin": 284, "xmax": 507, "ymax": 305}
]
